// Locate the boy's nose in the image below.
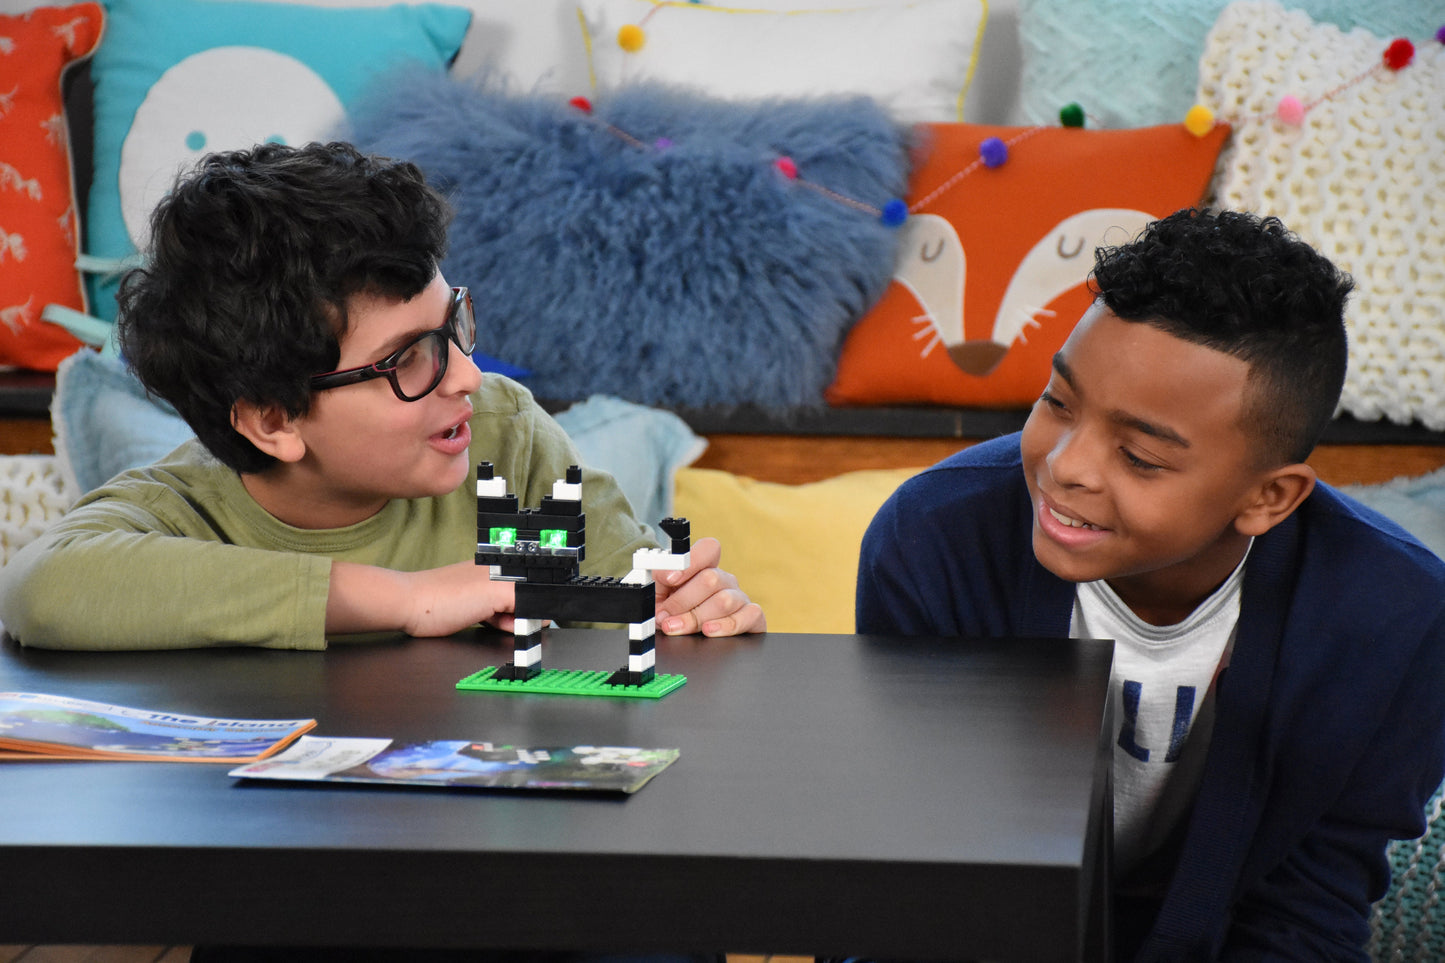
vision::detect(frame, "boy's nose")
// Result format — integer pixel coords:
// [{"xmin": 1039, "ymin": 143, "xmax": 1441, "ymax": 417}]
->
[
  {"xmin": 442, "ymin": 340, "xmax": 484, "ymax": 395},
  {"xmin": 1047, "ymin": 429, "xmax": 1102, "ymax": 491}
]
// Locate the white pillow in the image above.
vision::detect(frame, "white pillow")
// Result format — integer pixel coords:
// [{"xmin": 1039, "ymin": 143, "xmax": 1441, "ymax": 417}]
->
[
  {"xmin": 1199, "ymin": 0, "xmax": 1445, "ymax": 429},
  {"xmin": 577, "ymin": 0, "xmax": 988, "ymax": 124},
  {"xmin": 244, "ymin": 0, "xmax": 593, "ymax": 94}
]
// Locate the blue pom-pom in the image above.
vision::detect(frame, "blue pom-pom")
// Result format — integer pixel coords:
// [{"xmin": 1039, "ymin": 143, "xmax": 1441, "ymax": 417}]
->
[
  {"xmin": 980, "ymin": 137, "xmax": 1008, "ymax": 168},
  {"xmin": 881, "ymin": 198, "xmax": 908, "ymax": 227}
]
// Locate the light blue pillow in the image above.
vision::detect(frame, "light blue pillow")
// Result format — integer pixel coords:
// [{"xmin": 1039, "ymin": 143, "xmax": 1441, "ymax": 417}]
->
[
  {"xmin": 1016, "ymin": 0, "xmax": 1441, "ymax": 128},
  {"xmin": 83, "ymin": 0, "xmax": 472, "ymax": 324},
  {"xmin": 556, "ymin": 395, "xmax": 707, "ymax": 538},
  {"xmin": 52, "ymin": 352, "xmax": 704, "ymax": 536},
  {"xmin": 1342, "ymin": 474, "xmax": 1445, "ymax": 562},
  {"xmin": 53, "ymin": 349, "xmax": 195, "ymax": 495}
]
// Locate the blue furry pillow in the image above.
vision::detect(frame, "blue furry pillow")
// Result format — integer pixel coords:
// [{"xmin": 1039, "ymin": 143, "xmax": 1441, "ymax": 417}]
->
[{"xmin": 348, "ymin": 76, "xmax": 909, "ymax": 406}]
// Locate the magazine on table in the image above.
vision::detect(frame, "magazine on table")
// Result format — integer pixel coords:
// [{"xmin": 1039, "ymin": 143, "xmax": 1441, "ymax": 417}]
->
[
  {"xmin": 229, "ymin": 736, "xmax": 679, "ymax": 794},
  {"xmin": 0, "ymin": 691, "xmax": 316, "ymax": 763}
]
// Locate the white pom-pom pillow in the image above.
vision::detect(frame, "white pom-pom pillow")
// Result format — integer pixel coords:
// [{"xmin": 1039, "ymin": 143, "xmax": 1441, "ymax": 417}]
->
[{"xmin": 577, "ymin": 0, "xmax": 987, "ymax": 124}]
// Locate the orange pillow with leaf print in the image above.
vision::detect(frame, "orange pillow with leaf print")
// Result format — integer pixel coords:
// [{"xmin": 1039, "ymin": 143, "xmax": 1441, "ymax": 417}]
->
[
  {"xmin": 0, "ymin": 3, "xmax": 103, "ymax": 371},
  {"xmin": 825, "ymin": 122, "xmax": 1229, "ymax": 407}
]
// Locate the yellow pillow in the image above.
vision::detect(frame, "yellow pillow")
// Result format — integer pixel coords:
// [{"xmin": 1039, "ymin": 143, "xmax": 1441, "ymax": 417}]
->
[{"xmin": 672, "ymin": 466, "xmax": 919, "ymax": 633}]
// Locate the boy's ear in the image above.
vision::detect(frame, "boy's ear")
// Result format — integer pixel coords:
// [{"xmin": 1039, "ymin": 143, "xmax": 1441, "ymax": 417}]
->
[
  {"xmin": 231, "ymin": 399, "xmax": 307, "ymax": 464},
  {"xmin": 1235, "ymin": 464, "xmax": 1317, "ymax": 537}
]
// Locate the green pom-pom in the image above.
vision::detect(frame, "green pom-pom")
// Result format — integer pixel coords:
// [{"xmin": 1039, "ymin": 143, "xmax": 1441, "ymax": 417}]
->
[{"xmin": 1060, "ymin": 103, "xmax": 1085, "ymax": 128}]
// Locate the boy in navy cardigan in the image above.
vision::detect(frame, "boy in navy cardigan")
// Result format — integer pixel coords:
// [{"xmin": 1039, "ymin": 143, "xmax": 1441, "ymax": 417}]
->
[{"xmin": 857, "ymin": 208, "xmax": 1445, "ymax": 961}]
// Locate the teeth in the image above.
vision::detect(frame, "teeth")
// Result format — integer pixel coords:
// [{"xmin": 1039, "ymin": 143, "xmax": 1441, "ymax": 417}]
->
[{"xmin": 1050, "ymin": 507, "xmax": 1099, "ymax": 531}]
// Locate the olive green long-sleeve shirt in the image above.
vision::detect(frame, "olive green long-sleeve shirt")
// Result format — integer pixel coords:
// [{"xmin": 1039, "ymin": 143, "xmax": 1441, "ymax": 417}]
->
[{"xmin": 0, "ymin": 377, "xmax": 655, "ymax": 650}]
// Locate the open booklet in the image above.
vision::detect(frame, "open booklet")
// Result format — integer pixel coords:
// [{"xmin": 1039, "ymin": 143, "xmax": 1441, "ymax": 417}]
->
[
  {"xmin": 230, "ymin": 736, "xmax": 680, "ymax": 794},
  {"xmin": 0, "ymin": 691, "xmax": 317, "ymax": 763}
]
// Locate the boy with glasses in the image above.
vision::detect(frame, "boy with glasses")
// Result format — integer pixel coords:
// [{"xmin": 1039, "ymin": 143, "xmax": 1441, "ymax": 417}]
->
[{"xmin": 0, "ymin": 141, "xmax": 765, "ymax": 650}]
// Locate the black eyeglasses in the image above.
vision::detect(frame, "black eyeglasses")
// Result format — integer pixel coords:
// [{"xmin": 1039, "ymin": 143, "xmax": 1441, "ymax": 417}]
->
[{"xmin": 310, "ymin": 287, "xmax": 476, "ymax": 402}]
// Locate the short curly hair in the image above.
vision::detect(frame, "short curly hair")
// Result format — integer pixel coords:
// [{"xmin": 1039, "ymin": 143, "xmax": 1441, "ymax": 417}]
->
[
  {"xmin": 116, "ymin": 141, "xmax": 453, "ymax": 473},
  {"xmin": 1090, "ymin": 208, "xmax": 1353, "ymax": 466}
]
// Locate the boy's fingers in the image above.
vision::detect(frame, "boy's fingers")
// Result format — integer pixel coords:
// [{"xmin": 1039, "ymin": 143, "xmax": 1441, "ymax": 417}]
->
[
  {"xmin": 660, "ymin": 591, "xmax": 763, "ymax": 637},
  {"xmin": 662, "ymin": 536, "xmax": 722, "ymax": 587},
  {"xmin": 657, "ymin": 567, "xmax": 736, "ymax": 625}
]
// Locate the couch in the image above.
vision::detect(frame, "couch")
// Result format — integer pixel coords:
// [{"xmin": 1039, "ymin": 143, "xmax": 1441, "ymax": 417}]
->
[{"xmin": 1, "ymin": 0, "xmax": 1444, "ymax": 953}]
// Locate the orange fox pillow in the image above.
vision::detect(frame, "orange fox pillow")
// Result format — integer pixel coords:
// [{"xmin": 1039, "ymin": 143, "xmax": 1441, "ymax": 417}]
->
[
  {"xmin": 826, "ymin": 122, "xmax": 1229, "ymax": 407},
  {"xmin": 0, "ymin": 3, "xmax": 103, "ymax": 371}
]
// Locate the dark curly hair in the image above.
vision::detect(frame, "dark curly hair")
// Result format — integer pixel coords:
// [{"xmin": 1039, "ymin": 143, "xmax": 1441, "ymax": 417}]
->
[
  {"xmin": 1090, "ymin": 208, "xmax": 1353, "ymax": 465},
  {"xmin": 116, "ymin": 141, "xmax": 454, "ymax": 473}
]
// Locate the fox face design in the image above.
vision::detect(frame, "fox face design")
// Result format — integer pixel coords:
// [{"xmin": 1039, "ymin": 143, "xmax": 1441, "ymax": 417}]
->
[
  {"xmin": 893, "ymin": 207, "xmax": 1153, "ymax": 378},
  {"xmin": 825, "ymin": 122, "xmax": 1228, "ymax": 408}
]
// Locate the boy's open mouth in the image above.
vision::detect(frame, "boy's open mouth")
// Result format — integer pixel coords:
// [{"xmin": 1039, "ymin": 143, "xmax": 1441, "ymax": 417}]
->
[{"xmin": 1048, "ymin": 506, "xmax": 1102, "ymax": 531}]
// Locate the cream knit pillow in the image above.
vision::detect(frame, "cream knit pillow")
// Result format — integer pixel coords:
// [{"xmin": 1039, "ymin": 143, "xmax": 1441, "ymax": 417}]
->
[
  {"xmin": 1198, "ymin": 0, "xmax": 1445, "ymax": 428},
  {"xmin": 0, "ymin": 455, "xmax": 76, "ymax": 568}
]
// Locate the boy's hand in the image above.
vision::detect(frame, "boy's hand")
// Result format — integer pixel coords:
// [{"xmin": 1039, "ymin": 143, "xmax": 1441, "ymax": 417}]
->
[
  {"xmin": 327, "ymin": 560, "xmax": 520, "ymax": 638},
  {"xmin": 653, "ymin": 536, "xmax": 766, "ymax": 637},
  {"xmin": 401, "ymin": 561, "xmax": 524, "ymax": 638}
]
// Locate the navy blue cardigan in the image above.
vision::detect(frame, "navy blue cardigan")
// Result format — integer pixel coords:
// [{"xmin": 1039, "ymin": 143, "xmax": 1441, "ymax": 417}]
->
[{"xmin": 857, "ymin": 433, "xmax": 1445, "ymax": 961}]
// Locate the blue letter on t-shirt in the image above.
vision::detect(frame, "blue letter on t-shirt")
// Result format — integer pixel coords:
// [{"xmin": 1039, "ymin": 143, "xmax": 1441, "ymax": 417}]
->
[{"xmin": 1118, "ymin": 681, "xmax": 1197, "ymax": 764}]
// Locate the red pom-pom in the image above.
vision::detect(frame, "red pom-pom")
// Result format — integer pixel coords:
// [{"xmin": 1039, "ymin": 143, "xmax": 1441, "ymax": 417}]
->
[
  {"xmin": 774, "ymin": 156, "xmax": 798, "ymax": 179},
  {"xmin": 1383, "ymin": 38, "xmax": 1414, "ymax": 70},
  {"xmin": 568, "ymin": 96, "xmax": 593, "ymax": 113}
]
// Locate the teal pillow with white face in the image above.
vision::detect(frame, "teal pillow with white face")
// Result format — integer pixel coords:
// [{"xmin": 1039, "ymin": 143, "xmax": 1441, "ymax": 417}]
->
[{"xmin": 85, "ymin": 0, "xmax": 472, "ymax": 323}]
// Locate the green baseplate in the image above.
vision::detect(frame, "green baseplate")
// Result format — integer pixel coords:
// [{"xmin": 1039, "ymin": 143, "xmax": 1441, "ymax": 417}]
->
[{"xmin": 456, "ymin": 666, "xmax": 687, "ymax": 699}]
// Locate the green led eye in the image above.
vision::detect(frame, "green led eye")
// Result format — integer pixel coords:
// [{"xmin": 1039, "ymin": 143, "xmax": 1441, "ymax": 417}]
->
[
  {"xmin": 489, "ymin": 527, "xmax": 518, "ymax": 546},
  {"xmin": 539, "ymin": 529, "xmax": 568, "ymax": 548}
]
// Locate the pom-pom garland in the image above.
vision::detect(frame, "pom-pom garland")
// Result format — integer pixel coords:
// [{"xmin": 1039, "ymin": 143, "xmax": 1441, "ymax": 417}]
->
[
  {"xmin": 1177, "ymin": 28, "xmax": 1438, "ymax": 134},
  {"xmin": 562, "ymin": 97, "xmax": 907, "ymax": 227},
  {"xmin": 575, "ymin": 23, "xmax": 1445, "ymax": 234}
]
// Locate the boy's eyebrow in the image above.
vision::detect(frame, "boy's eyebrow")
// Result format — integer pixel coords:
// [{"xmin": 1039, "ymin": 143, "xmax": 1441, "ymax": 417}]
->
[
  {"xmin": 368, "ymin": 311, "xmax": 450, "ymax": 360},
  {"xmin": 373, "ymin": 327, "xmax": 428, "ymax": 358},
  {"xmin": 1051, "ymin": 353, "xmax": 1192, "ymax": 449}
]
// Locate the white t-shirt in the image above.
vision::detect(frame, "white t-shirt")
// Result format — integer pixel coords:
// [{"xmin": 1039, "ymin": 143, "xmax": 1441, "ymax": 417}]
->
[{"xmin": 1072, "ymin": 547, "xmax": 1250, "ymax": 883}]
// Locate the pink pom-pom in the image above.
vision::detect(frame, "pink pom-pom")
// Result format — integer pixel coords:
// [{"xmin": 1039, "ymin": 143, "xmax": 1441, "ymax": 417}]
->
[
  {"xmin": 1276, "ymin": 95, "xmax": 1305, "ymax": 126},
  {"xmin": 1383, "ymin": 38, "xmax": 1414, "ymax": 70},
  {"xmin": 774, "ymin": 156, "xmax": 799, "ymax": 179},
  {"xmin": 568, "ymin": 96, "xmax": 593, "ymax": 114}
]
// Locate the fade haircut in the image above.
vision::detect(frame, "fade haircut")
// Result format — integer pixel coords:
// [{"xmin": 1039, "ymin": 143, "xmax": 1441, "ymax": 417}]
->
[
  {"xmin": 116, "ymin": 141, "xmax": 453, "ymax": 473},
  {"xmin": 1090, "ymin": 208, "xmax": 1353, "ymax": 466}
]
